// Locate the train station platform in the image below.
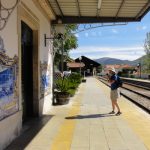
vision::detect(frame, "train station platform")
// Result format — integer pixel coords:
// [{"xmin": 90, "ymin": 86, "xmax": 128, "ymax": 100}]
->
[{"xmin": 6, "ymin": 77, "xmax": 150, "ymax": 150}]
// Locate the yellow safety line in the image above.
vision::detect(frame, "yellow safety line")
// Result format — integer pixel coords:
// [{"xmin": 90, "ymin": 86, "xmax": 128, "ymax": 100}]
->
[
  {"xmin": 119, "ymin": 99, "xmax": 150, "ymax": 150},
  {"xmin": 96, "ymin": 79, "xmax": 150, "ymax": 150},
  {"xmin": 50, "ymin": 86, "xmax": 84, "ymax": 150}
]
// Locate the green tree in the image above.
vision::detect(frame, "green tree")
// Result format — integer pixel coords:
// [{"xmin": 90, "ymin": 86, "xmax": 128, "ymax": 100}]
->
[
  {"xmin": 97, "ymin": 65, "xmax": 102, "ymax": 73},
  {"xmin": 144, "ymin": 32, "xmax": 150, "ymax": 73},
  {"xmin": 54, "ymin": 24, "xmax": 78, "ymax": 67}
]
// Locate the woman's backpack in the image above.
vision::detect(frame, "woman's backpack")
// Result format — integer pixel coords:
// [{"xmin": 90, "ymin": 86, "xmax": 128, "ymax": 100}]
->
[{"xmin": 116, "ymin": 75, "xmax": 123, "ymax": 88}]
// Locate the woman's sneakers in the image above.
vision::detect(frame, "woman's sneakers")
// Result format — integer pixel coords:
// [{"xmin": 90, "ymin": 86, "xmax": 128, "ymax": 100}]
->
[
  {"xmin": 115, "ymin": 111, "xmax": 122, "ymax": 116},
  {"xmin": 109, "ymin": 111, "xmax": 122, "ymax": 116},
  {"xmin": 109, "ymin": 111, "xmax": 115, "ymax": 114}
]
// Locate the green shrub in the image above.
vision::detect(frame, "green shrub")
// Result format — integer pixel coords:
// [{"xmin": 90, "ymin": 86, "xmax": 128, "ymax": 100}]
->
[
  {"xmin": 68, "ymin": 73, "xmax": 82, "ymax": 89},
  {"xmin": 120, "ymin": 74, "xmax": 129, "ymax": 78},
  {"xmin": 55, "ymin": 77, "xmax": 70, "ymax": 92},
  {"xmin": 55, "ymin": 73, "xmax": 82, "ymax": 95},
  {"xmin": 68, "ymin": 73, "xmax": 82, "ymax": 83},
  {"xmin": 69, "ymin": 82, "xmax": 78, "ymax": 89},
  {"xmin": 68, "ymin": 89, "xmax": 76, "ymax": 97},
  {"xmin": 129, "ymin": 75, "xmax": 135, "ymax": 78}
]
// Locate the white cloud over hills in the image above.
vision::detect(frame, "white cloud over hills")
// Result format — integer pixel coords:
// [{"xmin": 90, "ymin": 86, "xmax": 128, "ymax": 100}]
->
[{"xmin": 69, "ymin": 46, "xmax": 145, "ymax": 60}]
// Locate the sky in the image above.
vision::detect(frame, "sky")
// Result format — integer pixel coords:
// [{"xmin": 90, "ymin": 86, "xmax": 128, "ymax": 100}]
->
[{"xmin": 69, "ymin": 12, "xmax": 150, "ymax": 61}]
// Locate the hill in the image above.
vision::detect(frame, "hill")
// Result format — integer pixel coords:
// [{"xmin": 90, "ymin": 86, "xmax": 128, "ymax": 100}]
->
[{"xmin": 94, "ymin": 56, "xmax": 145, "ymax": 66}]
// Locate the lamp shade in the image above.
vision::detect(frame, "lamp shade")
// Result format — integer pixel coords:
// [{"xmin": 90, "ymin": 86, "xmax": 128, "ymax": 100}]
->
[
  {"xmin": 55, "ymin": 24, "xmax": 65, "ymax": 34},
  {"xmin": 79, "ymin": 56, "xmax": 82, "ymax": 60}
]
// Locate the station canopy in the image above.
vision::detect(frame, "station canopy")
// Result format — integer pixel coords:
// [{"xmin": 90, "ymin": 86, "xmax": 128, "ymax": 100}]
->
[{"xmin": 44, "ymin": 0, "xmax": 150, "ymax": 24}]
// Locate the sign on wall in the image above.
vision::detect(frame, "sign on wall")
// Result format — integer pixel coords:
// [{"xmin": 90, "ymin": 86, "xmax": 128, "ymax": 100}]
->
[{"xmin": 0, "ymin": 36, "xmax": 18, "ymax": 120}]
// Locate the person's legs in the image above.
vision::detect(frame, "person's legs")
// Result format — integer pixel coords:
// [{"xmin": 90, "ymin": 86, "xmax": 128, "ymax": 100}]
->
[
  {"xmin": 111, "ymin": 99, "xmax": 115, "ymax": 111},
  {"xmin": 109, "ymin": 91, "xmax": 115, "ymax": 114},
  {"xmin": 110, "ymin": 89, "xmax": 121, "ymax": 115},
  {"xmin": 114, "ymin": 100, "xmax": 122, "ymax": 115},
  {"xmin": 114, "ymin": 101, "xmax": 120, "ymax": 112}
]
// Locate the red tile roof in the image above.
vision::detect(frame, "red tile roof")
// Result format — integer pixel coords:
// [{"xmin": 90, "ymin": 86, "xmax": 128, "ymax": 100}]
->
[
  {"xmin": 67, "ymin": 62, "xmax": 85, "ymax": 68},
  {"xmin": 105, "ymin": 64, "xmax": 134, "ymax": 69}
]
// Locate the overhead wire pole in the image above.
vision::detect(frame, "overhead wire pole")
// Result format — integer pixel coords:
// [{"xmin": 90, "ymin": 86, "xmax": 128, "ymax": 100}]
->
[
  {"xmin": 61, "ymin": 39, "xmax": 64, "ymax": 73},
  {"xmin": 45, "ymin": 25, "xmax": 65, "ymax": 105},
  {"xmin": 52, "ymin": 0, "xmax": 64, "ymax": 73},
  {"xmin": 52, "ymin": 42, "xmax": 56, "ymax": 105},
  {"xmin": 79, "ymin": 57, "xmax": 82, "ymax": 76}
]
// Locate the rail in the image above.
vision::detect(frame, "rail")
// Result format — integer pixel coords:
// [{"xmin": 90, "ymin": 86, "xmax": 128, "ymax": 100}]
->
[{"xmin": 96, "ymin": 76, "xmax": 150, "ymax": 113}]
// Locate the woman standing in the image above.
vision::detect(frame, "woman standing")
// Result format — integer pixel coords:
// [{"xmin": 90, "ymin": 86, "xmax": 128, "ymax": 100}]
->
[{"xmin": 107, "ymin": 68, "xmax": 122, "ymax": 116}]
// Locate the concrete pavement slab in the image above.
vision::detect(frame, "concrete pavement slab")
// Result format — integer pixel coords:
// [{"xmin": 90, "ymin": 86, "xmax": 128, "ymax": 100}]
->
[{"xmin": 5, "ymin": 77, "xmax": 150, "ymax": 150}]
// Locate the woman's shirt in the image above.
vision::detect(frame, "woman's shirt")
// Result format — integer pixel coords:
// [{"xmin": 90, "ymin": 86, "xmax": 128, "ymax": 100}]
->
[{"xmin": 110, "ymin": 74, "xmax": 118, "ymax": 90}]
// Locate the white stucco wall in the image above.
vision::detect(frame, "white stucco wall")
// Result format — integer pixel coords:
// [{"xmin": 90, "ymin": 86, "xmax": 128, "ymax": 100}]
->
[
  {"xmin": 0, "ymin": 5, "xmax": 22, "ymax": 150},
  {"xmin": 0, "ymin": 0, "xmax": 53, "ymax": 149},
  {"xmin": 22, "ymin": 0, "xmax": 53, "ymax": 61},
  {"xmin": 22, "ymin": 0, "xmax": 53, "ymax": 115},
  {"xmin": 0, "ymin": 9, "xmax": 18, "ymax": 57},
  {"xmin": 0, "ymin": 112, "xmax": 22, "ymax": 150}
]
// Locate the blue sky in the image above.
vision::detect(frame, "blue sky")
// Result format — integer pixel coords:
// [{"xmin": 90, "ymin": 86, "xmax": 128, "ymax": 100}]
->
[{"xmin": 69, "ymin": 12, "xmax": 150, "ymax": 61}]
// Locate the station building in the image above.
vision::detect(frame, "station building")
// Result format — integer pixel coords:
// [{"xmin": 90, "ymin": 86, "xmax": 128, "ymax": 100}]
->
[{"xmin": 0, "ymin": 1, "xmax": 55, "ymax": 149}]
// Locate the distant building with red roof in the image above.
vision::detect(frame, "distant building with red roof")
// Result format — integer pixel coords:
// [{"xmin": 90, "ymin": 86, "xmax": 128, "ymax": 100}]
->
[
  {"xmin": 104, "ymin": 64, "xmax": 134, "ymax": 73},
  {"xmin": 67, "ymin": 62, "xmax": 85, "ymax": 68}
]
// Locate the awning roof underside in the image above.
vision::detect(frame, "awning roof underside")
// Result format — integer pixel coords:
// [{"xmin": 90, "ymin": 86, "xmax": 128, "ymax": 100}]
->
[{"xmin": 48, "ymin": 0, "xmax": 150, "ymax": 24}]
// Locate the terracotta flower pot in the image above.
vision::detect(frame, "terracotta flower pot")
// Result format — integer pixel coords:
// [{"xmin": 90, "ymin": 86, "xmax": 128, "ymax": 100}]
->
[{"xmin": 56, "ymin": 92, "xmax": 70, "ymax": 105}]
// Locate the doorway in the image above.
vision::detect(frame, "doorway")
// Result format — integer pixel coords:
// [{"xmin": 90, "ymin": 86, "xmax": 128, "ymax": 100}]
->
[{"xmin": 21, "ymin": 21, "xmax": 34, "ymax": 122}]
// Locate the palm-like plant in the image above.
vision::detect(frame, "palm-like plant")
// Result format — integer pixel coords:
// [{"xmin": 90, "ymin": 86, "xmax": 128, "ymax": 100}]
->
[{"xmin": 55, "ymin": 77, "xmax": 70, "ymax": 93}]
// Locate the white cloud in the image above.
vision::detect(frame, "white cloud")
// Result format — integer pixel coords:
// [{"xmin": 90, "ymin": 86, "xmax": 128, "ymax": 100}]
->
[
  {"xmin": 91, "ymin": 32, "xmax": 97, "ymax": 37},
  {"xmin": 98, "ymin": 31, "xmax": 102, "ymax": 36},
  {"xmin": 136, "ymin": 26, "xmax": 147, "ymax": 31},
  {"xmin": 70, "ymin": 46, "xmax": 144, "ymax": 54},
  {"xmin": 85, "ymin": 32, "xmax": 89, "ymax": 37},
  {"xmin": 111, "ymin": 29, "xmax": 118, "ymax": 34},
  {"xmin": 70, "ymin": 46, "xmax": 145, "ymax": 60},
  {"xmin": 75, "ymin": 34, "xmax": 79, "ymax": 38}
]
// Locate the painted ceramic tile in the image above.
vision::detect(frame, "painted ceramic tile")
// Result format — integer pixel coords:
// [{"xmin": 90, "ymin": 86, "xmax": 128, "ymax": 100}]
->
[{"xmin": 0, "ymin": 36, "xmax": 18, "ymax": 120}]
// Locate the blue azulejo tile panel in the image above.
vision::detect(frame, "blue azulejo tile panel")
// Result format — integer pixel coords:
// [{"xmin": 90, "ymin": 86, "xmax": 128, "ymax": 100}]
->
[{"xmin": 0, "ymin": 36, "xmax": 19, "ymax": 120}]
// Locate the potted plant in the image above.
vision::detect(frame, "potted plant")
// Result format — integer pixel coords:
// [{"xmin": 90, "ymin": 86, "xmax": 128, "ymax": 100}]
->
[
  {"xmin": 55, "ymin": 77, "xmax": 70, "ymax": 105},
  {"xmin": 82, "ymin": 78, "xmax": 86, "ymax": 82}
]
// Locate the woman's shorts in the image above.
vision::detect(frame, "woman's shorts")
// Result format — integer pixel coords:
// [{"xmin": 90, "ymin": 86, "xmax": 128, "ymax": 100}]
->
[{"xmin": 110, "ymin": 89, "xmax": 120, "ymax": 100}]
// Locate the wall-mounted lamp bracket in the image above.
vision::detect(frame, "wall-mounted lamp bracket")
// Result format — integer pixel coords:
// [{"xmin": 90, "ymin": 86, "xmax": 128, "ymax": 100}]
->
[
  {"xmin": 44, "ymin": 33, "xmax": 64, "ymax": 47},
  {"xmin": 44, "ymin": 34, "xmax": 54, "ymax": 47}
]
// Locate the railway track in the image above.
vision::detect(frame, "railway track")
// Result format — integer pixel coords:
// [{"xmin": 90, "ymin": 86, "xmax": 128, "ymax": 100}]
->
[{"xmin": 97, "ymin": 76, "xmax": 150, "ymax": 113}]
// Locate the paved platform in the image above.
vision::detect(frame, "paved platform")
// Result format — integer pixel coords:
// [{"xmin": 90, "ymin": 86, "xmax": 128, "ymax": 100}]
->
[{"xmin": 6, "ymin": 77, "xmax": 150, "ymax": 150}]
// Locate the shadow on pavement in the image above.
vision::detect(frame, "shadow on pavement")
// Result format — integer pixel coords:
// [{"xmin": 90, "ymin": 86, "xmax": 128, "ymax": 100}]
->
[
  {"xmin": 65, "ymin": 113, "xmax": 114, "ymax": 120},
  {"xmin": 5, "ymin": 115, "xmax": 53, "ymax": 150}
]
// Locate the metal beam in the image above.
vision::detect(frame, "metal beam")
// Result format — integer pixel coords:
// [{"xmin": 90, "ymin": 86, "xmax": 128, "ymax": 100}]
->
[
  {"xmin": 139, "ymin": 5, "xmax": 150, "ymax": 20},
  {"xmin": 52, "ymin": 16, "xmax": 141, "ymax": 24},
  {"xmin": 97, "ymin": 9, "xmax": 100, "ymax": 17},
  {"xmin": 46, "ymin": 0, "xmax": 56, "ymax": 19},
  {"xmin": 136, "ymin": 0, "xmax": 150, "ymax": 19},
  {"xmin": 54, "ymin": 0, "xmax": 63, "ymax": 17},
  {"xmin": 116, "ymin": 0, "xmax": 125, "ymax": 18},
  {"xmin": 97, "ymin": 0, "xmax": 102, "ymax": 17},
  {"xmin": 76, "ymin": 0, "xmax": 81, "ymax": 17},
  {"xmin": 98, "ymin": 0, "xmax": 102, "ymax": 9}
]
